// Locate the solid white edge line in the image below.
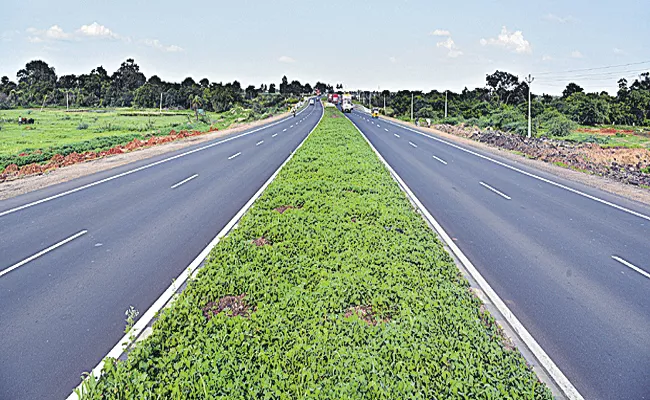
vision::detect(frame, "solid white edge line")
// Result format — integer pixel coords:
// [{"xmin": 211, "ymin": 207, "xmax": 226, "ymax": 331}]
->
[
  {"xmin": 0, "ymin": 105, "xmax": 313, "ymax": 219},
  {"xmin": 228, "ymin": 152, "xmax": 241, "ymax": 160},
  {"xmin": 0, "ymin": 230, "xmax": 88, "ymax": 278},
  {"xmin": 409, "ymin": 141, "xmax": 418, "ymax": 148},
  {"xmin": 380, "ymin": 117, "xmax": 650, "ymax": 223},
  {"xmin": 348, "ymin": 117, "xmax": 584, "ymax": 400},
  {"xmin": 170, "ymin": 174, "xmax": 199, "ymax": 189},
  {"xmin": 432, "ymin": 155, "xmax": 448, "ymax": 165},
  {"xmin": 480, "ymin": 181, "xmax": 512, "ymax": 200},
  {"xmin": 66, "ymin": 103, "xmax": 325, "ymax": 400},
  {"xmin": 256, "ymin": 140, "xmax": 264, "ymax": 146},
  {"xmin": 612, "ymin": 256, "xmax": 650, "ymax": 280}
]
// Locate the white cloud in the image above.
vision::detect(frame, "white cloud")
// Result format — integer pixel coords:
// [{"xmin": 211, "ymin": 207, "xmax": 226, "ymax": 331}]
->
[
  {"xmin": 613, "ymin": 47, "xmax": 626, "ymax": 55},
  {"xmin": 389, "ymin": 56, "xmax": 397, "ymax": 63},
  {"xmin": 25, "ymin": 25, "xmax": 73, "ymax": 42},
  {"xmin": 27, "ymin": 36, "xmax": 44, "ymax": 43},
  {"xmin": 25, "ymin": 22, "xmax": 120, "ymax": 43},
  {"xmin": 45, "ymin": 25, "xmax": 73, "ymax": 40},
  {"xmin": 143, "ymin": 39, "xmax": 183, "ymax": 52},
  {"xmin": 436, "ymin": 37, "xmax": 463, "ymax": 58},
  {"xmin": 278, "ymin": 55, "xmax": 295, "ymax": 63},
  {"xmin": 571, "ymin": 50, "xmax": 584, "ymax": 58},
  {"xmin": 542, "ymin": 54, "xmax": 553, "ymax": 61},
  {"xmin": 543, "ymin": 13, "xmax": 577, "ymax": 24},
  {"xmin": 77, "ymin": 22, "xmax": 119, "ymax": 39},
  {"xmin": 431, "ymin": 29, "xmax": 451, "ymax": 36},
  {"xmin": 480, "ymin": 26, "xmax": 532, "ymax": 54}
]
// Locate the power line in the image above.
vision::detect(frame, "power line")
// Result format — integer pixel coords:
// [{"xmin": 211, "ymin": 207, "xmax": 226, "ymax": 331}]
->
[
  {"xmin": 533, "ymin": 60, "xmax": 650, "ymax": 76},
  {"xmin": 536, "ymin": 67, "xmax": 649, "ymax": 81}
]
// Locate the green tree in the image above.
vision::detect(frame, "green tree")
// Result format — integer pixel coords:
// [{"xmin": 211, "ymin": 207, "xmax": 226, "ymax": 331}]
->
[
  {"xmin": 562, "ymin": 82, "xmax": 584, "ymax": 99},
  {"xmin": 190, "ymin": 95, "xmax": 203, "ymax": 121}
]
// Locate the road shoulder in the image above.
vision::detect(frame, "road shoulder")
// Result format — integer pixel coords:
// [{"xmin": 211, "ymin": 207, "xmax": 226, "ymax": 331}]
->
[{"xmin": 381, "ymin": 115, "xmax": 650, "ymax": 206}]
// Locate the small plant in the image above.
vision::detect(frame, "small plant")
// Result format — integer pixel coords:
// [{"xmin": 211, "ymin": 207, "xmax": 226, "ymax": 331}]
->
[
  {"xmin": 76, "ymin": 122, "xmax": 89, "ymax": 130},
  {"xmin": 124, "ymin": 306, "xmax": 139, "ymax": 334}
]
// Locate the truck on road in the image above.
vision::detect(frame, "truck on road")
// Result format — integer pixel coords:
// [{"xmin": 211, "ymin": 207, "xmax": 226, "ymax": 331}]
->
[{"xmin": 341, "ymin": 93, "xmax": 353, "ymax": 113}]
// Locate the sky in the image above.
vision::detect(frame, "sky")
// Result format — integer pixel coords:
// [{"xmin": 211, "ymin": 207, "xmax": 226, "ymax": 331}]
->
[{"xmin": 1, "ymin": 0, "xmax": 649, "ymax": 95}]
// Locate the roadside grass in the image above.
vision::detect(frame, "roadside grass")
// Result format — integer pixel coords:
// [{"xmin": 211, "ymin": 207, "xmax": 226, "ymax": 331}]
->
[
  {"xmin": 558, "ymin": 131, "xmax": 650, "ymax": 149},
  {"xmin": 78, "ymin": 106, "xmax": 551, "ymax": 399},
  {"xmin": 0, "ymin": 107, "xmax": 277, "ymax": 169}
]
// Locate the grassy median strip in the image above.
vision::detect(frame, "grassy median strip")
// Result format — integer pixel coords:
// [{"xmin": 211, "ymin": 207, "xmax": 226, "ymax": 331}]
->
[{"xmin": 80, "ymin": 106, "xmax": 551, "ymax": 399}]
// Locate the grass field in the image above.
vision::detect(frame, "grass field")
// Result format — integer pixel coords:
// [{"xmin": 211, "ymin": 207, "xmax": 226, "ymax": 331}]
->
[
  {"xmin": 0, "ymin": 107, "xmax": 272, "ymax": 157},
  {"xmin": 558, "ymin": 127, "xmax": 650, "ymax": 149},
  {"xmin": 77, "ymin": 106, "xmax": 551, "ymax": 399}
]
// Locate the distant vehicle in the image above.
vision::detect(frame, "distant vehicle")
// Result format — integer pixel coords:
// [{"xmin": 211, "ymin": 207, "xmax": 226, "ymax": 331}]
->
[
  {"xmin": 341, "ymin": 93, "xmax": 353, "ymax": 113},
  {"xmin": 331, "ymin": 94, "xmax": 340, "ymax": 105},
  {"xmin": 372, "ymin": 108, "xmax": 379, "ymax": 118},
  {"xmin": 309, "ymin": 99, "xmax": 315, "ymax": 106}
]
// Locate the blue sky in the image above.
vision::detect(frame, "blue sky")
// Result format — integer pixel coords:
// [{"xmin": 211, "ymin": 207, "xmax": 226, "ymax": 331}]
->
[{"xmin": 1, "ymin": 0, "xmax": 648, "ymax": 95}]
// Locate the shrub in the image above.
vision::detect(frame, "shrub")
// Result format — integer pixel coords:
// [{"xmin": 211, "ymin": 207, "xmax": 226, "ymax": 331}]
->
[
  {"xmin": 76, "ymin": 122, "xmax": 89, "ymax": 130},
  {"xmin": 546, "ymin": 115, "xmax": 577, "ymax": 137}
]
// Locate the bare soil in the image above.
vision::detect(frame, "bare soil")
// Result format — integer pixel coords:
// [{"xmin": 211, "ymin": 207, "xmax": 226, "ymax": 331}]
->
[
  {"xmin": 0, "ymin": 113, "xmax": 290, "ymax": 201},
  {"xmin": 344, "ymin": 305, "xmax": 389, "ymax": 326},
  {"xmin": 202, "ymin": 294, "xmax": 252, "ymax": 320}
]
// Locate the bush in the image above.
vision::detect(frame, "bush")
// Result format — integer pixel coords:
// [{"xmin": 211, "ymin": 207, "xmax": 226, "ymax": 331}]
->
[
  {"xmin": 76, "ymin": 122, "xmax": 89, "ymax": 130},
  {"xmin": 546, "ymin": 115, "xmax": 577, "ymax": 137}
]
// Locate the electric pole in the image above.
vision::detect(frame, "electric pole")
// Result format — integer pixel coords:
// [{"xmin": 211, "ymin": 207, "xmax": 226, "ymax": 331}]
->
[
  {"xmin": 66, "ymin": 91, "xmax": 69, "ymax": 111},
  {"xmin": 525, "ymin": 74, "xmax": 534, "ymax": 138},
  {"xmin": 411, "ymin": 92, "xmax": 414, "ymax": 122},
  {"xmin": 444, "ymin": 90, "xmax": 448, "ymax": 119},
  {"xmin": 160, "ymin": 92, "xmax": 163, "ymax": 113}
]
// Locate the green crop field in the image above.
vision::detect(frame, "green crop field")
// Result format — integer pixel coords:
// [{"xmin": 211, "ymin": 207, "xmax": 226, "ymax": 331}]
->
[
  {"xmin": 0, "ymin": 107, "xmax": 277, "ymax": 171},
  {"xmin": 77, "ymin": 107, "xmax": 551, "ymax": 399}
]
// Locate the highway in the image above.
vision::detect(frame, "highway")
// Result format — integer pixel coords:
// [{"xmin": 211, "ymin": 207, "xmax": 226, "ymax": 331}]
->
[
  {"xmin": 346, "ymin": 109, "xmax": 650, "ymax": 400},
  {"xmin": 0, "ymin": 100, "xmax": 323, "ymax": 400}
]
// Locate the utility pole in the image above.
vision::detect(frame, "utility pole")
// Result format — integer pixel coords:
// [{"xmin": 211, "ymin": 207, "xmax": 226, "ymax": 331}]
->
[
  {"xmin": 444, "ymin": 90, "xmax": 448, "ymax": 118},
  {"xmin": 525, "ymin": 74, "xmax": 535, "ymax": 138},
  {"xmin": 160, "ymin": 92, "xmax": 163, "ymax": 113},
  {"xmin": 66, "ymin": 91, "xmax": 69, "ymax": 111},
  {"xmin": 411, "ymin": 92, "xmax": 414, "ymax": 122}
]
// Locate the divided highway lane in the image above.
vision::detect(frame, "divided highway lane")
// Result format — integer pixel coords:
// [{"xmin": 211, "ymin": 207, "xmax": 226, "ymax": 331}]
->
[
  {"xmin": 347, "ymin": 110, "xmax": 650, "ymax": 400},
  {"xmin": 0, "ymin": 101, "xmax": 323, "ymax": 400}
]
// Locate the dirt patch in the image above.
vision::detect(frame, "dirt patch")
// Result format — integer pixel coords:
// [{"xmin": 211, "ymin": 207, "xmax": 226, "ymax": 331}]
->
[
  {"xmin": 344, "ymin": 305, "xmax": 389, "ymax": 326},
  {"xmin": 274, "ymin": 205, "xmax": 296, "ymax": 214},
  {"xmin": 253, "ymin": 237, "xmax": 270, "ymax": 247},
  {"xmin": 0, "ymin": 112, "xmax": 290, "ymax": 201},
  {"xmin": 202, "ymin": 294, "xmax": 253, "ymax": 320}
]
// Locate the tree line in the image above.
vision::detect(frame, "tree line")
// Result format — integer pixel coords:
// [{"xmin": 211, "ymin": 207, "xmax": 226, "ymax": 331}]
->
[
  {"xmin": 362, "ymin": 70, "xmax": 650, "ymax": 135},
  {"xmin": 0, "ymin": 59, "xmax": 335, "ymax": 113}
]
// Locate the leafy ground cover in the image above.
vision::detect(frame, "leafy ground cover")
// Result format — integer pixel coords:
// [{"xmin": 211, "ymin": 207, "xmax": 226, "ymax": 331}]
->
[
  {"xmin": 78, "ymin": 107, "xmax": 551, "ymax": 399},
  {"xmin": 0, "ymin": 106, "xmax": 278, "ymax": 170}
]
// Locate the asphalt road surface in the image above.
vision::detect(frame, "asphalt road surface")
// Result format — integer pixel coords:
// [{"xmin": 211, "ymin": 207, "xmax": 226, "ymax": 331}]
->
[
  {"xmin": 346, "ymin": 109, "xmax": 650, "ymax": 400},
  {"xmin": 0, "ymin": 101, "xmax": 322, "ymax": 400}
]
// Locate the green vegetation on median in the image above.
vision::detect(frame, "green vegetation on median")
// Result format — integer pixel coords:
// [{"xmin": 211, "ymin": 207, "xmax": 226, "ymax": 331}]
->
[{"xmin": 80, "ymin": 107, "xmax": 551, "ymax": 399}]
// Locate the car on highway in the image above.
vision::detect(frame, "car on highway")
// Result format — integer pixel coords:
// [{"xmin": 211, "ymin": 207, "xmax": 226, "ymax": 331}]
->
[
  {"xmin": 309, "ymin": 99, "xmax": 315, "ymax": 106},
  {"xmin": 372, "ymin": 108, "xmax": 379, "ymax": 118}
]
